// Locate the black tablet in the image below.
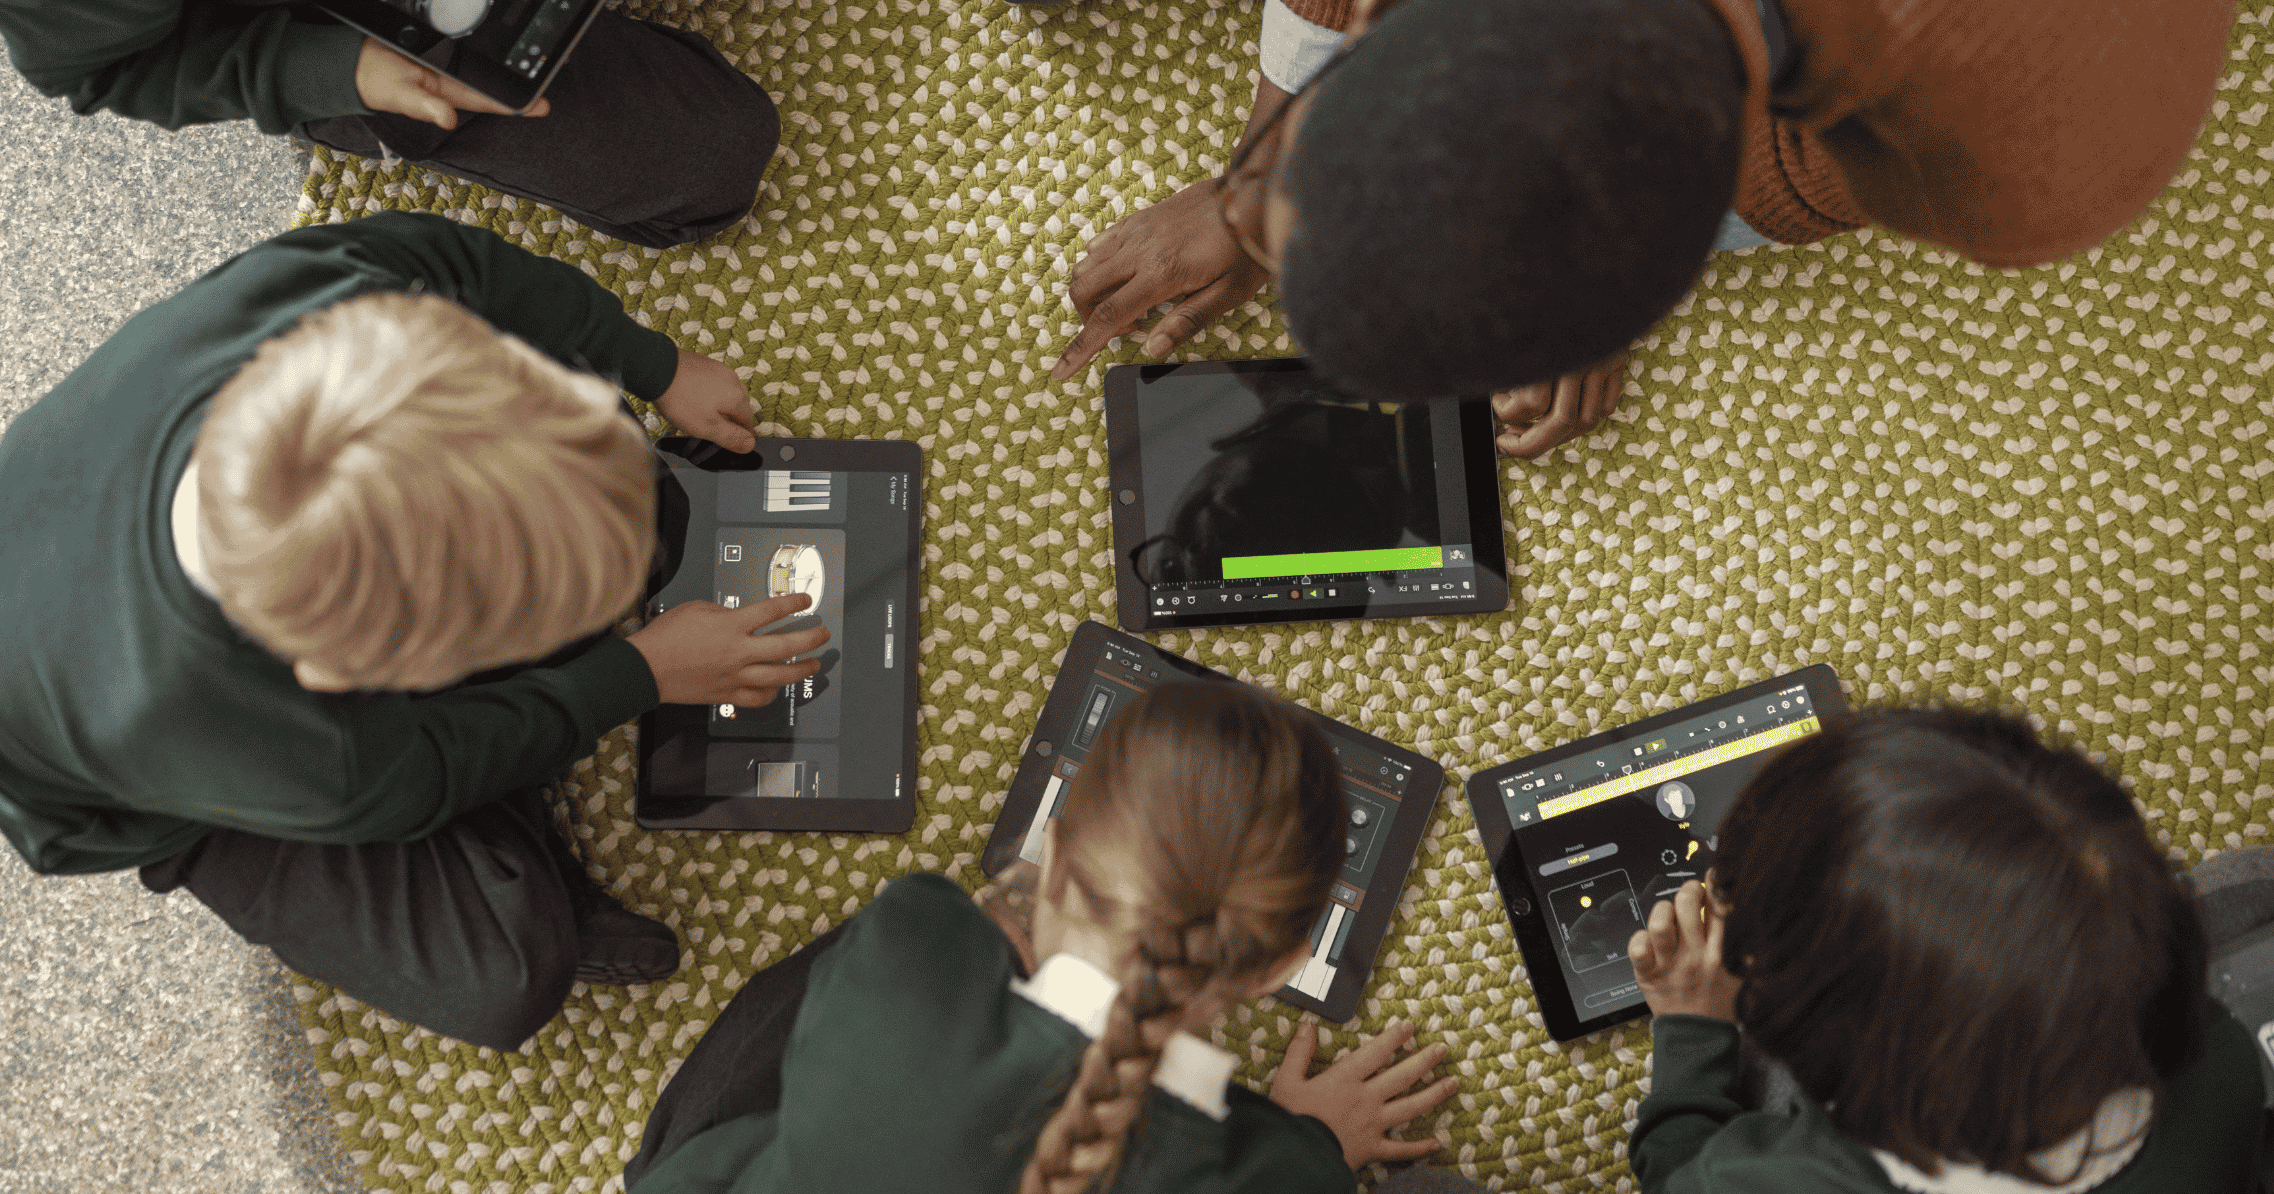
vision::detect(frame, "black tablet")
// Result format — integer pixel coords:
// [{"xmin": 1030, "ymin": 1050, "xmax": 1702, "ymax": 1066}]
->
[
  {"xmin": 983, "ymin": 622, "xmax": 1444, "ymax": 1021},
  {"xmin": 1103, "ymin": 359, "xmax": 1509, "ymax": 632},
  {"xmin": 309, "ymin": 0, "xmax": 604, "ymax": 114},
  {"xmin": 1465, "ymin": 665, "xmax": 1848, "ymax": 1040},
  {"xmin": 636, "ymin": 437, "xmax": 922, "ymax": 834}
]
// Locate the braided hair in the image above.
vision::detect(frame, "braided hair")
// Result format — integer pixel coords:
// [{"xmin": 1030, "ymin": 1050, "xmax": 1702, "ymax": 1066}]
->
[{"xmin": 1018, "ymin": 682, "xmax": 1346, "ymax": 1194}]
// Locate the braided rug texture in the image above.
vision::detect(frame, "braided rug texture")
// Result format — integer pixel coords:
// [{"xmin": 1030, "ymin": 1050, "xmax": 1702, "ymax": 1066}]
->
[{"xmin": 290, "ymin": 2, "xmax": 2274, "ymax": 1190}]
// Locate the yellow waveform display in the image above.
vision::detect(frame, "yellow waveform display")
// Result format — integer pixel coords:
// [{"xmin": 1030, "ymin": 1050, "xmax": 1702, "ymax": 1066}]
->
[{"xmin": 1536, "ymin": 716, "xmax": 1821, "ymax": 821}]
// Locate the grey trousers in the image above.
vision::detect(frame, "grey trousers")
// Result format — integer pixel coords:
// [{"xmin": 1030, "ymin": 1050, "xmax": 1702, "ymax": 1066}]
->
[
  {"xmin": 304, "ymin": 10, "xmax": 779, "ymax": 248},
  {"xmin": 140, "ymin": 786, "xmax": 581, "ymax": 1052}
]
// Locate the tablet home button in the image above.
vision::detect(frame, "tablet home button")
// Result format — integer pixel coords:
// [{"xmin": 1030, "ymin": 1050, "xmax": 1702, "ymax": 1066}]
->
[
  {"xmin": 1117, "ymin": 489, "xmax": 1135, "ymax": 505},
  {"xmin": 1510, "ymin": 898, "xmax": 1533, "ymax": 917},
  {"xmin": 1034, "ymin": 740, "xmax": 1054, "ymax": 756}
]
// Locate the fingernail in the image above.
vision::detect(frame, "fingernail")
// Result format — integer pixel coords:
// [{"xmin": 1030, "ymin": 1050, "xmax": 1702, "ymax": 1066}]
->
[{"xmin": 1141, "ymin": 335, "xmax": 1170, "ymax": 357}]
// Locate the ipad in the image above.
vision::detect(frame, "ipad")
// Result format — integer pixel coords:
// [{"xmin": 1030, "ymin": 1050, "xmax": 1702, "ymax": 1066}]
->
[
  {"xmin": 636, "ymin": 436, "xmax": 922, "ymax": 834},
  {"xmin": 310, "ymin": 0, "xmax": 604, "ymax": 113},
  {"xmin": 983, "ymin": 621, "xmax": 1444, "ymax": 1021},
  {"xmin": 1465, "ymin": 666, "xmax": 1848, "ymax": 1040},
  {"xmin": 1103, "ymin": 359, "xmax": 1509, "ymax": 632}
]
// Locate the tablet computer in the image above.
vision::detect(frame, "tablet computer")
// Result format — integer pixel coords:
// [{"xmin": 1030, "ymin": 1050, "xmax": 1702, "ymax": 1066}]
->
[
  {"xmin": 636, "ymin": 436, "xmax": 922, "ymax": 834},
  {"xmin": 309, "ymin": 0, "xmax": 604, "ymax": 114},
  {"xmin": 982, "ymin": 621, "xmax": 1444, "ymax": 1021},
  {"xmin": 1103, "ymin": 359, "xmax": 1509, "ymax": 632},
  {"xmin": 1464, "ymin": 665, "xmax": 1848, "ymax": 1040}
]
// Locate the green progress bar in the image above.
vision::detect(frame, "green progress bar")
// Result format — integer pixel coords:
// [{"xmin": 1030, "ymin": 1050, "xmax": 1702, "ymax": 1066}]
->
[{"xmin": 1221, "ymin": 546, "xmax": 1444, "ymax": 580}]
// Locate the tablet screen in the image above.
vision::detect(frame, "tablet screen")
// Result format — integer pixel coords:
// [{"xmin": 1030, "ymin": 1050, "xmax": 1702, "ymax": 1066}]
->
[
  {"xmin": 1105, "ymin": 360, "xmax": 1507, "ymax": 629},
  {"xmin": 378, "ymin": 0, "xmax": 585, "ymax": 78},
  {"xmin": 638, "ymin": 439, "xmax": 921, "ymax": 832},
  {"xmin": 1492, "ymin": 680, "xmax": 1826, "ymax": 1029}
]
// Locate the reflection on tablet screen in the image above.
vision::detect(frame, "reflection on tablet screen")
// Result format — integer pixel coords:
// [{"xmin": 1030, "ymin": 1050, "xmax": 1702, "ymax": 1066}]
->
[{"xmin": 1129, "ymin": 367, "xmax": 1482, "ymax": 618}]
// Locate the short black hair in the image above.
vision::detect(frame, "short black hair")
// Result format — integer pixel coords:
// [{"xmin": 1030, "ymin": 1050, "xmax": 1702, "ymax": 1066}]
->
[
  {"xmin": 1277, "ymin": 0, "xmax": 1745, "ymax": 399},
  {"xmin": 1715, "ymin": 708, "xmax": 2207, "ymax": 1183}
]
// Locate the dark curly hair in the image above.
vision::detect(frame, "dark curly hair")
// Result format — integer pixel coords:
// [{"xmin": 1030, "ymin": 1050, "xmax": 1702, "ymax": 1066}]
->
[{"xmin": 1277, "ymin": 0, "xmax": 1745, "ymax": 399}]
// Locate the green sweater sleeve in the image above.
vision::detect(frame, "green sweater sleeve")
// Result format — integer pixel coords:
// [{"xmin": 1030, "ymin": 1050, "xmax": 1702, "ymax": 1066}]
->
[
  {"xmin": 330, "ymin": 635, "xmax": 661, "ymax": 842},
  {"xmin": 274, "ymin": 212, "xmax": 684, "ymax": 397},
  {"xmin": 0, "ymin": 0, "xmax": 370, "ymax": 131},
  {"xmin": 1630, "ymin": 1017, "xmax": 1889, "ymax": 1194},
  {"xmin": 146, "ymin": 635, "xmax": 663, "ymax": 845}
]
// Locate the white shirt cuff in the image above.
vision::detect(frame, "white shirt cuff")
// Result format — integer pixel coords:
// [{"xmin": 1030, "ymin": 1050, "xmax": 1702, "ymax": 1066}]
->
[
  {"xmin": 1260, "ymin": 0, "xmax": 1347, "ymax": 93},
  {"xmin": 1011, "ymin": 952, "xmax": 1241, "ymax": 1122}
]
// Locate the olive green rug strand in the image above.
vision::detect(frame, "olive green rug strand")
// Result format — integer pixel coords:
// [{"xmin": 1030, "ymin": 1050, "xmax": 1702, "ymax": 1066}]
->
[{"xmin": 290, "ymin": 2, "xmax": 2274, "ymax": 1190}]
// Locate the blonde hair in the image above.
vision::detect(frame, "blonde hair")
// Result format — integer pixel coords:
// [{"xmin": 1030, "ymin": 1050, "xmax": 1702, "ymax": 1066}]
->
[
  {"xmin": 195, "ymin": 291, "xmax": 656, "ymax": 691},
  {"xmin": 1020, "ymin": 683, "xmax": 1346, "ymax": 1194}
]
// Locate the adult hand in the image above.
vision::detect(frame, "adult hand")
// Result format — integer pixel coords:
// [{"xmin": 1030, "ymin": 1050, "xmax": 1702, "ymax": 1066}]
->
[
  {"xmin": 1629, "ymin": 878, "xmax": 1740, "ymax": 1021},
  {"xmin": 1269, "ymin": 1019, "xmax": 1458, "ymax": 1170},
  {"xmin": 1052, "ymin": 179, "xmax": 1271, "ymax": 382},
  {"xmin": 627, "ymin": 593, "xmax": 830, "ymax": 706},
  {"xmin": 656, "ymin": 350, "xmax": 759, "ymax": 453},
  {"xmin": 1490, "ymin": 350, "xmax": 1629, "ymax": 459},
  {"xmin": 354, "ymin": 37, "xmax": 548, "ymax": 129}
]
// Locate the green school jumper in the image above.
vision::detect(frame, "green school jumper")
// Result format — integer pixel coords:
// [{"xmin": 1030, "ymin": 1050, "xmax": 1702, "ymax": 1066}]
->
[
  {"xmin": 0, "ymin": 211, "xmax": 675, "ymax": 876},
  {"xmin": 1630, "ymin": 1009, "xmax": 2267, "ymax": 1193},
  {"xmin": 0, "ymin": 0, "xmax": 372, "ymax": 132},
  {"xmin": 629, "ymin": 873, "xmax": 1355, "ymax": 1194}
]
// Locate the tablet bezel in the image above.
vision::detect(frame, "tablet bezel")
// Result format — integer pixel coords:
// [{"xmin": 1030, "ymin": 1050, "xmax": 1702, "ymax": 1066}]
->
[
  {"xmin": 1464, "ymin": 664, "xmax": 1849, "ymax": 1041},
  {"xmin": 1102, "ymin": 359, "xmax": 1510, "ymax": 633},
  {"xmin": 634, "ymin": 436, "xmax": 923, "ymax": 835},
  {"xmin": 310, "ymin": 0, "xmax": 604, "ymax": 114},
  {"xmin": 983, "ymin": 620, "xmax": 1445, "ymax": 1022}
]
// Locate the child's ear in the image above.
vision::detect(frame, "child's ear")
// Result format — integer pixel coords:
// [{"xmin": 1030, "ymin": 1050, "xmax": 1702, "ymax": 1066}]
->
[
  {"xmin": 293, "ymin": 659, "xmax": 357, "ymax": 693},
  {"xmin": 1244, "ymin": 943, "xmax": 1314, "ymax": 999}
]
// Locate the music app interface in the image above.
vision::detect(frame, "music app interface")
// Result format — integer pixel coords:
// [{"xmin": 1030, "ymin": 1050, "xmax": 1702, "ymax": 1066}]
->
[
  {"xmin": 1497, "ymin": 685, "xmax": 1820, "ymax": 1020},
  {"xmin": 650, "ymin": 462, "xmax": 914, "ymax": 803}
]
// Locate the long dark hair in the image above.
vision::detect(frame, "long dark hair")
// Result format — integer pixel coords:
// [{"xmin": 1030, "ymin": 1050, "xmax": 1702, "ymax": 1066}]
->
[{"xmin": 1714, "ymin": 707, "xmax": 2206, "ymax": 1182}]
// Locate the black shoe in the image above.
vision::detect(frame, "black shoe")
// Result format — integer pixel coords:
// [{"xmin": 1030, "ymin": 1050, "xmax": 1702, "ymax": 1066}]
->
[
  {"xmin": 512, "ymin": 784, "xmax": 683, "ymax": 986},
  {"xmin": 563, "ymin": 871, "xmax": 683, "ymax": 987}
]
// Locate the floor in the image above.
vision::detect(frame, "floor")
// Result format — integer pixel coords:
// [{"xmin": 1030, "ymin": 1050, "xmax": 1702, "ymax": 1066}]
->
[{"xmin": 0, "ymin": 55, "xmax": 368, "ymax": 1194}]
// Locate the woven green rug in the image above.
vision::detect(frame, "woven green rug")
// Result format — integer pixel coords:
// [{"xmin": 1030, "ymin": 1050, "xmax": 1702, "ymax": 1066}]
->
[{"xmin": 291, "ymin": 2, "xmax": 2274, "ymax": 1190}]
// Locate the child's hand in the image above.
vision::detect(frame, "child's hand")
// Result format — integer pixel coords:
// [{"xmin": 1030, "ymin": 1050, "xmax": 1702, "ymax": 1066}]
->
[
  {"xmin": 1629, "ymin": 879, "xmax": 1740, "ymax": 1021},
  {"xmin": 1268, "ymin": 1019, "xmax": 1458, "ymax": 1170},
  {"xmin": 355, "ymin": 38, "xmax": 548, "ymax": 128},
  {"xmin": 627, "ymin": 593, "xmax": 829, "ymax": 706},
  {"xmin": 655, "ymin": 351, "xmax": 759, "ymax": 453}
]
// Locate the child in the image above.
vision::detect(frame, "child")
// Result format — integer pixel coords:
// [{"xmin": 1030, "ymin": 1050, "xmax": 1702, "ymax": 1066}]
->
[
  {"xmin": 1626, "ymin": 707, "xmax": 2266, "ymax": 1193},
  {"xmin": 0, "ymin": 212, "xmax": 823, "ymax": 1050},
  {"xmin": 623, "ymin": 682, "xmax": 1458, "ymax": 1192}
]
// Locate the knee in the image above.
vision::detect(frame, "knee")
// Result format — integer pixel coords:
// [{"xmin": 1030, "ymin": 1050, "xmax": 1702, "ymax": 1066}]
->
[
  {"xmin": 701, "ymin": 79, "xmax": 780, "ymax": 215},
  {"xmin": 447, "ymin": 925, "xmax": 581, "ymax": 1052}
]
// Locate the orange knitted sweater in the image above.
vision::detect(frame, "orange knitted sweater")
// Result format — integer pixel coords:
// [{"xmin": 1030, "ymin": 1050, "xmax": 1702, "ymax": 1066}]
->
[{"xmin": 1280, "ymin": 0, "xmax": 2233, "ymax": 267}]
